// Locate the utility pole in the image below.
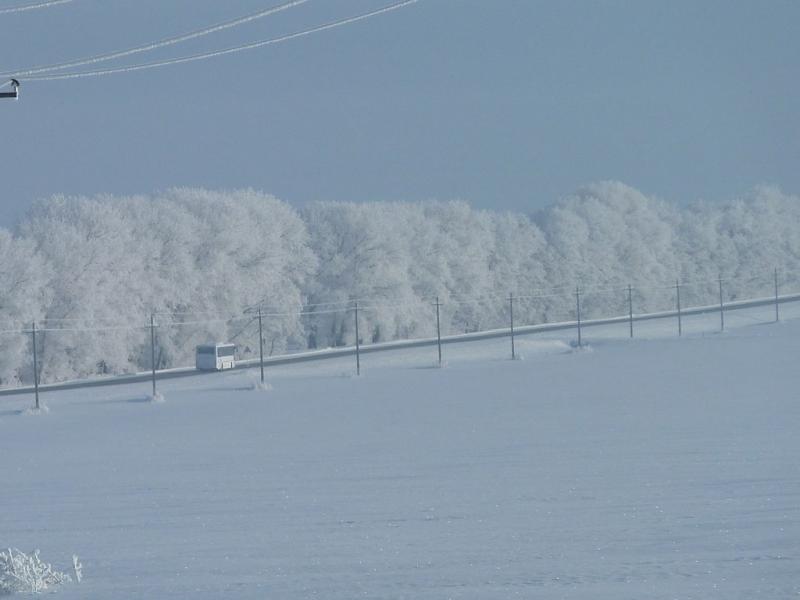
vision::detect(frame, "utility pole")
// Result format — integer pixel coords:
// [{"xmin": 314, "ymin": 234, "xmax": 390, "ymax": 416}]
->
[
  {"xmin": 434, "ymin": 296, "xmax": 442, "ymax": 367},
  {"xmin": 258, "ymin": 306, "xmax": 265, "ymax": 384},
  {"xmin": 354, "ymin": 301, "xmax": 360, "ymax": 376},
  {"xmin": 31, "ymin": 321, "xmax": 39, "ymax": 410},
  {"xmin": 676, "ymin": 280, "xmax": 682, "ymax": 337},
  {"xmin": 509, "ymin": 293, "xmax": 516, "ymax": 360},
  {"xmin": 575, "ymin": 286, "xmax": 582, "ymax": 348},
  {"xmin": 150, "ymin": 313, "xmax": 157, "ymax": 397},
  {"xmin": 774, "ymin": 268, "xmax": 780, "ymax": 322},
  {"xmin": 628, "ymin": 284, "xmax": 633, "ymax": 338},
  {"xmin": 718, "ymin": 276, "xmax": 725, "ymax": 332}
]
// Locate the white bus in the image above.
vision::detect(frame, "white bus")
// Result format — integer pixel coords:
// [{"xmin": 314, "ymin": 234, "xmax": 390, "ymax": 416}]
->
[{"xmin": 195, "ymin": 343, "xmax": 236, "ymax": 371}]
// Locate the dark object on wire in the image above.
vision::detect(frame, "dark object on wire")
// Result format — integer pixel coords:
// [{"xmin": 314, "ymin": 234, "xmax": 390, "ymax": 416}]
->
[{"xmin": 0, "ymin": 79, "xmax": 20, "ymax": 99}]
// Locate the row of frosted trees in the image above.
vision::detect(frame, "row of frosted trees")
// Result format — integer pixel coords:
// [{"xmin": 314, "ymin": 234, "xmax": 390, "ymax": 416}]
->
[{"xmin": 1, "ymin": 181, "xmax": 799, "ymax": 385}]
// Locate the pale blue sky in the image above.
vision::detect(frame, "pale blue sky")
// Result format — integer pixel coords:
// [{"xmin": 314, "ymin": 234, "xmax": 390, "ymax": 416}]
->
[{"xmin": 0, "ymin": 0, "xmax": 797, "ymax": 226}]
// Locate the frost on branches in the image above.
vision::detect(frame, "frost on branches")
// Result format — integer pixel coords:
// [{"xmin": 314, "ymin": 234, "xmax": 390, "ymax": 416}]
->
[
  {"xmin": 1, "ymin": 183, "xmax": 799, "ymax": 385},
  {"xmin": 0, "ymin": 548, "xmax": 77, "ymax": 594}
]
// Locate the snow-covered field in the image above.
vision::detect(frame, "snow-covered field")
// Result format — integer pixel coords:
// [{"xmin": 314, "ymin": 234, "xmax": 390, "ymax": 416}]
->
[{"xmin": 2, "ymin": 304, "xmax": 799, "ymax": 598}]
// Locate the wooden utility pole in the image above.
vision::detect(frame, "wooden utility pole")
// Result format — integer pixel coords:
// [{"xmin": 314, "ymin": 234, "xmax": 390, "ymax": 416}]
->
[
  {"xmin": 31, "ymin": 321, "xmax": 39, "ymax": 410},
  {"xmin": 434, "ymin": 296, "xmax": 442, "ymax": 367},
  {"xmin": 509, "ymin": 293, "xmax": 516, "ymax": 360},
  {"xmin": 575, "ymin": 286, "xmax": 582, "ymax": 347},
  {"xmin": 774, "ymin": 268, "xmax": 780, "ymax": 322},
  {"xmin": 258, "ymin": 307, "xmax": 265, "ymax": 384},
  {"xmin": 628, "ymin": 284, "xmax": 633, "ymax": 338},
  {"xmin": 354, "ymin": 301, "xmax": 360, "ymax": 376},
  {"xmin": 150, "ymin": 313, "xmax": 157, "ymax": 397}
]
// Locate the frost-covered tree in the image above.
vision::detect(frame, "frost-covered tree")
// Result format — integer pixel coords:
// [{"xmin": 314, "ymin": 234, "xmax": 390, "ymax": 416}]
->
[
  {"xmin": 2, "ymin": 182, "xmax": 799, "ymax": 385},
  {"xmin": 303, "ymin": 200, "xmax": 512, "ymax": 346},
  {"xmin": 20, "ymin": 196, "xmax": 141, "ymax": 381},
  {"xmin": 0, "ymin": 229, "xmax": 49, "ymax": 385},
  {"xmin": 303, "ymin": 201, "xmax": 419, "ymax": 347},
  {"xmin": 678, "ymin": 185, "xmax": 800, "ymax": 303},
  {"xmin": 13, "ymin": 189, "xmax": 314, "ymax": 380},
  {"xmin": 536, "ymin": 182, "xmax": 682, "ymax": 317},
  {"xmin": 487, "ymin": 210, "xmax": 548, "ymax": 327},
  {"xmin": 130, "ymin": 189, "xmax": 316, "ymax": 364}
]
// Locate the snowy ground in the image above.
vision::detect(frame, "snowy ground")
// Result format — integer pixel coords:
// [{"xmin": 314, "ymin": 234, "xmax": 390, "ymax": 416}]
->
[{"xmin": 1, "ymin": 304, "xmax": 799, "ymax": 598}]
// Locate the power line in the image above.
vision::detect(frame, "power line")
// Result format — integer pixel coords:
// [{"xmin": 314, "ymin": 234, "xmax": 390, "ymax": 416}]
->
[
  {"xmin": 3, "ymin": 280, "xmax": 797, "ymax": 335},
  {"xmin": 21, "ymin": 0, "xmax": 420, "ymax": 82},
  {"xmin": 0, "ymin": 0, "xmax": 71, "ymax": 15},
  {"xmin": 2, "ymin": 0, "xmax": 309, "ymax": 78},
  {"xmin": 4, "ymin": 270, "xmax": 791, "ymax": 333}
]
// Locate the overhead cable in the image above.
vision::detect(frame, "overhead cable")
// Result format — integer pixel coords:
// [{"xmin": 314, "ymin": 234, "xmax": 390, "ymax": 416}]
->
[
  {"xmin": 0, "ymin": 0, "xmax": 71, "ymax": 15},
  {"xmin": 2, "ymin": 0, "xmax": 309, "ymax": 77},
  {"xmin": 22, "ymin": 0, "xmax": 420, "ymax": 81}
]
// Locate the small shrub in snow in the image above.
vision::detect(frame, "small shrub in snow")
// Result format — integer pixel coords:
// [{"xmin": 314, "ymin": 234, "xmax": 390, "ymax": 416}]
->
[
  {"xmin": 22, "ymin": 404, "xmax": 49, "ymax": 416},
  {"xmin": 0, "ymin": 548, "xmax": 73, "ymax": 594},
  {"xmin": 147, "ymin": 392, "xmax": 165, "ymax": 403},
  {"xmin": 72, "ymin": 555, "xmax": 82, "ymax": 583}
]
